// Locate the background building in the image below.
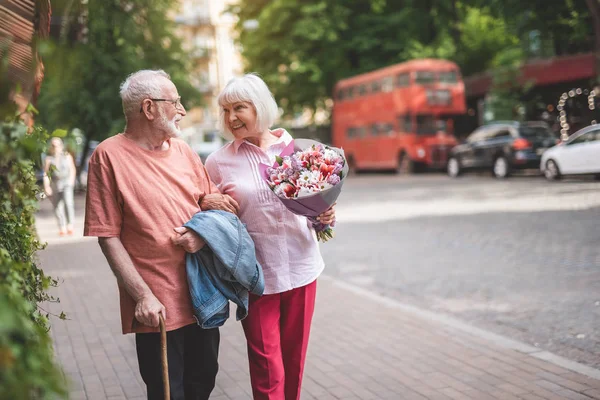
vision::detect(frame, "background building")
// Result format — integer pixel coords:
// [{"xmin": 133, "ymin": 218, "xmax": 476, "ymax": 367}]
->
[
  {"xmin": 175, "ymin": 0, "xmax": 243, "ymax": 159},
  {"xmin": 0, "ymin": 0, "xmax": 51, "ymax": 116}
]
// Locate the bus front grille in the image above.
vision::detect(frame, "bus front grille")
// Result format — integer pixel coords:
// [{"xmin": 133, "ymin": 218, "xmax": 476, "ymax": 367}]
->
[{"xmin": 429, "ymin": 145, "xmax": 450, "ymax": 168}]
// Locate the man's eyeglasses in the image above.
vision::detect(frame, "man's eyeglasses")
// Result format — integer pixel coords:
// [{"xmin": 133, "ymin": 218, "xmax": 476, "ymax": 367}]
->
[{"xmin": 139, "ymin": 97, "xmax": 182, "ymax": 113}]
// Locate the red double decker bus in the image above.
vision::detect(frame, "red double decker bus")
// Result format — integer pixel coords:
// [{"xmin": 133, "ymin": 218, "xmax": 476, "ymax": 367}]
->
[{"xmin": 332, "ymin": 59, "xmax": 466, "ymax": 173}]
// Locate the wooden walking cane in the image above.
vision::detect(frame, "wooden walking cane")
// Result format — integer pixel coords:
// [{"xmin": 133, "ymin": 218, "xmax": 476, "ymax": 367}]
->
[{"xmin": 159, "ymin": 313, "xmax": 170, "ymax": 400}]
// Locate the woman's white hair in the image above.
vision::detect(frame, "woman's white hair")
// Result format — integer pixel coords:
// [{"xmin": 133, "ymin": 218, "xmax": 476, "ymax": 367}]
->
[
  {"xmin": 217, "ymin": 73, "xmax": 278, "ymax": 140},
  {"xmin": 119, "ymin": 69, "xmax": 171, "ymax": 119}
]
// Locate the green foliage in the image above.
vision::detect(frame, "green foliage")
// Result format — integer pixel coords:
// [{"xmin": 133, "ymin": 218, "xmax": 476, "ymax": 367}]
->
[
  {"xmin": 485, "ymin": 46, "xmax": 533, "ymax": 122},
  {"xmin": 232, "ymin": 0, "xmax": 594, "ymax": 118},
  {"xmin": 234, "ymin": 0, "xmax": 352, "ymax": 116},
  {"xmin": 484, "ymin": 0, "xmax": 593, "ymax": 56},
  {"xmin": 0, "ymin": 279, "xmax": 66, "ymax": 400},
  {"xmin": 37, "ymin": 0, "xmax": 201, "ymax": 146},
  {"xmin": 0, "ymin": 108, "xmax": 67, "ymax": 398}
]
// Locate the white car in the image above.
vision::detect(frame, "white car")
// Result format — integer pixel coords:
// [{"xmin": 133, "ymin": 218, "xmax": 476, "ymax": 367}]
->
[{"xmin": 541, "ymin": 125, "xmax": 600, "ymax": 180}]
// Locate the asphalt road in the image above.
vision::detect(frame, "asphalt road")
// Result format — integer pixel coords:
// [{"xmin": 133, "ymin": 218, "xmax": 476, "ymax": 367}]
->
[{"xmin": 324, "ymin": 172, "xmax": 600, "ymax": 369}]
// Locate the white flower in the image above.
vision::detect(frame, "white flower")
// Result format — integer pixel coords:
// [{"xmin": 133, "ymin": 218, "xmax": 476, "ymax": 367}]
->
[
  {"xmin": 298, "ymin": 170, "xmax": 320, "ymax": 185},
  {"xmin": 297, "ymin": 185, "xmax": 319, "ymax": 198},
  {"xmin": 323, "ymin": 149, "xmax": 339, "ymax": 162},
  {"xmin": 317, "ymin": 182, "xmax": 333, "ymax": 191}
]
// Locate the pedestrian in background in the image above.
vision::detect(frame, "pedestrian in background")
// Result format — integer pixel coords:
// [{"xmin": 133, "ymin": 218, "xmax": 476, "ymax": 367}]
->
[
  {"xmin": 43, "ymin": 137, "xmax": 76, "ymax": 236},
  {"xmin": 205, "ymin": 73, "xmax": 336, "ymax": 400}
]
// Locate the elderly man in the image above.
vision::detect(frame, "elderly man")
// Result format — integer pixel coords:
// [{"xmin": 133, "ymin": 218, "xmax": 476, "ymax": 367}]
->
[{"xmin": 84, "ymin": 69, "xmax": 238, "ymax": 400}]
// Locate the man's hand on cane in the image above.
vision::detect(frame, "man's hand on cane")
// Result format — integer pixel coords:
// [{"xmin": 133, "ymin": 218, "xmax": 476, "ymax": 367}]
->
[{"xmin": 135, "ymin": 293, "xmax": 166, "ymax": 327}]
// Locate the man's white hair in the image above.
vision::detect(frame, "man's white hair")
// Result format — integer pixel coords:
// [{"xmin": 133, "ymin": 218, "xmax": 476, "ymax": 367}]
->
[
  {"xmin": 217, "ymin": 73, "xmax": 278, "ymax": 140},
  {"xmin": 119, "ymin": 69, "xmax": 171, "ymax": 119}
]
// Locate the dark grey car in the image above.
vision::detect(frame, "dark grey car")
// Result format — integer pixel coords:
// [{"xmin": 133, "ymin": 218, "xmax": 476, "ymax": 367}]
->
[{"xmin": 447, "ymin": 121, "xmax": 558, "ymax": 178}]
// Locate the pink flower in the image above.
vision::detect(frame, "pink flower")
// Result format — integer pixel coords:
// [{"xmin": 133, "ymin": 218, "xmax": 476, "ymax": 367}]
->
[{"xmin": 274, "ymin": 182, "xmax": 297, "ymax": 198}]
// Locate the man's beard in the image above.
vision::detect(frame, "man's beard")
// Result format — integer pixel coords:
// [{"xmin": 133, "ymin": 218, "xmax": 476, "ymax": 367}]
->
[{"xmin": 157, "ymin": 112, "xmax": 181, "ymax": 138}]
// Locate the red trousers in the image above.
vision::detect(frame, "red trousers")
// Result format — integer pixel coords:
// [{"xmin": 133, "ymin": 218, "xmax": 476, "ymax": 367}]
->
[{"xmin": 241, "ymin": 280, "xmax": 317, "ymax": 400}]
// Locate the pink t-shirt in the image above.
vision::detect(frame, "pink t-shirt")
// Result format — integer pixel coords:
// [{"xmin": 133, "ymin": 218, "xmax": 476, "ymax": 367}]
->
[
  {"xmin": 205, "ymin": 129, "xmax": 324, "ymax": 295},
  {"xmin": 84, "ymin": 134, "xmax": 219, "ymax": 334}
]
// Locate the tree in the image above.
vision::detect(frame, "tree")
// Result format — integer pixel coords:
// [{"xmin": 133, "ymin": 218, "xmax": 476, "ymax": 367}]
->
[
  {"xmin": 233, "ymin": 0, "xmax": 461, "ymax": 118},
  {"xmin": 232, "ymin": 0, "xmax": 596, "ymax": 119},
  {"xmin": 231, "ymin": 0, "xmax": 538, "ymax": 119},
  {"xmin": 483, "ymin": 0, "xmax": 592, "ymax": 57},
  {"xmin": 403, "ymin": 5, "xmax": 520, "ymax": 76},
  {"xmin": 37, "ymin": 0, "xmax": 201, "ymax": 165}
]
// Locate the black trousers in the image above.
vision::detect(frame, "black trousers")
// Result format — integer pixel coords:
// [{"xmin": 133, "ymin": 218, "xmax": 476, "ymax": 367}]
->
[{"xmin": 136, "ymin": 323, "xmax": 220, "ymax": 400}]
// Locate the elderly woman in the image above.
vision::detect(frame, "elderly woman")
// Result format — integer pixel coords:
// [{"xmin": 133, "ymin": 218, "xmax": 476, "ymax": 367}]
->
[
  {"xmin": 205, "ymin": 74, "xmax": 335, "ymax": 400},
  {"xmin": 43, "ymin": 137, "xmax": 76, "ymax": 236}
]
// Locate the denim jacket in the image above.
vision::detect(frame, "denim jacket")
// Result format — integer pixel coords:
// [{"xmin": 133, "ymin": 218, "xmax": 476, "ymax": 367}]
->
[{"xmin": 184, "ymin": 210, "xmax": 264, "ymax": 328}]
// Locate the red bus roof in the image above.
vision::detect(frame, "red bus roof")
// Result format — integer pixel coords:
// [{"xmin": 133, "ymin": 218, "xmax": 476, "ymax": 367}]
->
[{"xmin": 335, "ymin": 58, "xmax": 460, "ymax": 89}]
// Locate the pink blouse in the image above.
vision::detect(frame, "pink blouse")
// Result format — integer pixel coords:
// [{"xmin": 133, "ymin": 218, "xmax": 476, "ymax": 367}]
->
[{"xmin": 205, "ymin": 129, "xmax": 324, "ymax": 295}]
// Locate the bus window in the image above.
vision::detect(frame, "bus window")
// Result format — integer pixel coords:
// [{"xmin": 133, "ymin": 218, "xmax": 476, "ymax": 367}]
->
[
  {"xmin": 416, "ymin": 115, "xmax": 446, "ymax": 135},
  {"xmin": 346, "ymin": 86, "xmax": 354, "ymax": 100},
  {"xmin": 398, "ymin": 115, "xmax": 412, "ymax": 133},
  {"xmin": 382, "ymin": 123, "xmax": 394, "ymax": 135},
  {"xmin": 370, "ymin": 123, "xmax": 392, "ymax": 136},
  {"xmin": 382, "ymin": 77, "xmax": 394, "ymax": 92},
  {"xmin": 371, "ymin": 80, "xmax": 381, "ymax": 93},
  {"xmin": 370, "ymin": 124, "xmax": 379, "ymax": 136},
  {"xmin": 340, "ymin": 88, "xmax": 349, "ymax": 101},
  {"xmin": 415, "ymin": 71, "xmax": 436, "ymax": 85},
  {"xmin": 346, "ymin": 127, "xmax": 354, "ymax": 138},
  {"xmin": 358, "ymin": 84, "xmax": 368, "ymax": 96},
  {"xmin": 358, "ymin": 126, "xmax": 368, "ymax": 138},
  {"xmin": 426, "ymin": 89, "xmax": 451, "ymax": 105},
  {"xmin": 396, "ymin": 73, "xmax": 410, "ymax": 87},
  {"xmin": 439, "ymin": 71, "xmax": 458, "ymax": 83}
]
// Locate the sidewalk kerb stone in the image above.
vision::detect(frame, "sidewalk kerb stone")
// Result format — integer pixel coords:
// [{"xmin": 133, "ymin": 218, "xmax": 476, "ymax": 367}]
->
[{"xmin": 325, "ymin": 275, "xmax": 600, "ymax": 381}]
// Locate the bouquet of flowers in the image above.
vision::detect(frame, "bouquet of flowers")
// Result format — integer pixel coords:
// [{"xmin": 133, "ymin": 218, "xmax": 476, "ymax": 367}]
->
[{"xmin": 259, "ymin": 138, "xmax": 348, "ymax": 242}]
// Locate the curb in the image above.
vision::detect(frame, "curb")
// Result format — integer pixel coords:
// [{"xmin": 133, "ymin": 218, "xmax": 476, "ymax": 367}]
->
[{"xmin": 323, "ymin": 275, "xmax": 600, "ymax": 381}]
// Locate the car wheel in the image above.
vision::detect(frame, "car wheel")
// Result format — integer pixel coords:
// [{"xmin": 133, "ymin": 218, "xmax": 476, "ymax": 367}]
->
[
  {"xmin": 544, "ymin": 159, "xmax": 561, "ymax": 181},
  {"xmin": 447, "ymin": 157, "xmax": 461, "ymax": 178},
  {"xmin": 493, "ymin": 156, "xmax": 510, "ymax": 179}
]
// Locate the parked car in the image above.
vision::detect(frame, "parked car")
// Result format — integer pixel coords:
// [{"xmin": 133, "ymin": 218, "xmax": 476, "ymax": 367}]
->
[
  {"xmin": 541, "ymin": 124, "xmax": 600, "ymax": 181},
  {"xmin": 447, "ymin": 121, "xmax": 557, "ymax": 178}
]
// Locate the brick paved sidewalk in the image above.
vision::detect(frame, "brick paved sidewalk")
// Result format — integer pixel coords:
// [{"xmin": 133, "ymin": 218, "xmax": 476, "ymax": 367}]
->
[{"xmin": 37, "ymin": 199, "xmax": 600, "ymax": 400}]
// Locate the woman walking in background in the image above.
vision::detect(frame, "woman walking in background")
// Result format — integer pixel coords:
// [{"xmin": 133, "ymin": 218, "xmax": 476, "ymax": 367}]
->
[
  {"xmin": 43, "ymin": 137, "xmax": 76, "ymax": 236},
  {"xmin": 205, "ymin": 73, "xmax": 335, "ymax": 400}
]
